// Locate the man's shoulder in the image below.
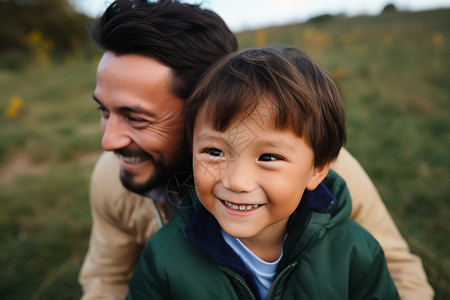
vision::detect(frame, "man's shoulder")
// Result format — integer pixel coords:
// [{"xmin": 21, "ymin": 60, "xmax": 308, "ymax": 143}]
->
[
  {"xmin": 325, "ymin": 217, "xmax": 383, "ymax": 260},
  {"xmin": 147, "ymin": 208, "xmax": 191, "ymax": 247},
  {"xmin": 89, "ymin": 152, "xmax": 155, "ymax": 233},
  {"xmin": 90, "ymin": 151, "xmax": 141, "ymax": 201},
  {"xmin": 91, "ymin": 151, "xmax": 121, "ymax": 184},
  {"xmin": 142, "ymin": 211, "xmax": 201, "ymax": 267}
]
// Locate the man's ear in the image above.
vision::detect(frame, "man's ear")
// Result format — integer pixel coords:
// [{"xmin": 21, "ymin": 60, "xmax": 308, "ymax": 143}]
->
[{"xmin": 306, "ymin": 163, "xmax": 330, "ymax": 191}]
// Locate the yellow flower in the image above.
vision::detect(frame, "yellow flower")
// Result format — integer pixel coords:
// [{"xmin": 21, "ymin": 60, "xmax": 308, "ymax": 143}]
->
[
  {"xmin": 43, "ymin": 39, "xmax": 55, "ymax": 51},
  {"xmin": 28, "ymin": 30, "xmax": 43, "ymax": 44},
  {"xmin": 383, "ymin": 34, "xmax": 393, "ymax": 46},
  {"xmin": 433, "ymin": 32, "xmax": 444, "ymax": 47},
  {"xmin": 303, "ymin": 28, "xmax": 315, "ymax": 42},
  {"xmin": 303, "ymin": 29, "xmax": 331, "ymax": 48},
  {"xmin": 37, "ymin": 52, "xmax": 51, "ymax": 67},
  {"xmin": 332, "ymin": 67, "xmax": 349, "ymax": 79},
  {"xmin": 256, "ymin": 29, "xmax": 267, "ymax": 48},
  {"xmin": 5, "ymin": 95, "xmax": 25, "ymax": 118}
]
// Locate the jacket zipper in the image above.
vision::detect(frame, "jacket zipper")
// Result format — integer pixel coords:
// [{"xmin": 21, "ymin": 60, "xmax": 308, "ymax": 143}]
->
[
  {"xmin": 233, "ymin": 275, "xmax": 257, "ymax": 300},
  {"xmin": 265, "ymin": 262, "xmax": 298, "ymax": 299},
  {"xmin": 265, "ymin": 229, "xmax": 323, "ymax": 299},
  {"xmin": 218, "ymin": 266, "xmax": 257, "ymax": 300}
]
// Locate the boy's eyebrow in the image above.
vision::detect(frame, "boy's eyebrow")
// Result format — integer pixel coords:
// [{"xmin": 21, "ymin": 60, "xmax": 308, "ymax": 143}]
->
[
  {"xmin": 262, "ymin": 139, "xmax": 296, "ymax": 152},
  {"xmin": 195, "ymin": 131, "xmax": 223, "ymax": 144},
  {"xmin": 92, "ymin": 94, "xmax": 156, "ymax": 118},
  {"xmin": 196, "ymin": 132, "xmax": 214, "ymax": 142}
]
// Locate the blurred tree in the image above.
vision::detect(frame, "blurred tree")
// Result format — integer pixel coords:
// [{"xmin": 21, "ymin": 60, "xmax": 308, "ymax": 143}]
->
[
  {"xmin": 307, "ymin": 13, "xmax": 334, "ymax": 24},
  {"xmin": 0, "ymin": 0, "xmax": 92, "ymax": 55},
  {"xmin": 382, "ymin": 3, "xmax": 398, "ymax": 14}
]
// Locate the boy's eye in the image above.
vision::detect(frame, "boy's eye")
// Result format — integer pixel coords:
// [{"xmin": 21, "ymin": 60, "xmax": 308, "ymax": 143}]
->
[
  {"xmin": 258, "ymin": 154, "xmax": 282, "ymax": 161},
  {"xmin": 203, "ymin": 148, "xmax": 224, "ymax": 157}
]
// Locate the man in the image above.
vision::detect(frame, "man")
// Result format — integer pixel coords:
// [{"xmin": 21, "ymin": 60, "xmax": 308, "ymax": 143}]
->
[{"xmin": 79, "ymin": 1, "xmax": 434, "ymax": 299}]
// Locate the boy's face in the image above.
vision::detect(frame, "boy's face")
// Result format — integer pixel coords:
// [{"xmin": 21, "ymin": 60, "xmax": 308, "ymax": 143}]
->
[{"xmin": 192, "ymin": 101, "xmax": 328, "ymax": 254}]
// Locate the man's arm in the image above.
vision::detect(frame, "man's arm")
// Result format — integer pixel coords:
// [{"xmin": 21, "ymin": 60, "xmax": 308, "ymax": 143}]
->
[
  {"xmin": 78, "ymin": 152, "xmax": 162, "ymax": 300},
  {"xmin": 331, "ymin": 148, "xmax": 434, "ymax": 300}
]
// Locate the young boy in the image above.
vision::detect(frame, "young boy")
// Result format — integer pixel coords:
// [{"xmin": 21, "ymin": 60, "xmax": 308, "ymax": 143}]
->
[{"xmin": 126, "ymin": 46, "xmax": 399, "ymax": 299}]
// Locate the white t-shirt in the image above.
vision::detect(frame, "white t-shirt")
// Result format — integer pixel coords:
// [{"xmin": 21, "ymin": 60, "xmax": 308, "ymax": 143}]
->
[{"xmin": 221, "ymin": 229, "xmax": 284, "ymax": 299}]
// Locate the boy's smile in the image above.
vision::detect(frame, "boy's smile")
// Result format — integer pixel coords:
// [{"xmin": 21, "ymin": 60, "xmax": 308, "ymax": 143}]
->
[
  {"xmin": 215, "ymin": 190, "xmax": 265, "ymax": 214},
  {"xmin": 192, "ymin": 100, "xmax": 329, "ymax": 261},
  {"xmin": 221, "ymin": 200, "xmax": 261, "ymax": 211}
]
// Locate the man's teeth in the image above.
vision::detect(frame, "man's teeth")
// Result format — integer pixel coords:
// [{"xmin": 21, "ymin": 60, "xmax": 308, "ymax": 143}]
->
[
  {"xmin": 224, "ymin": 201, "xmax": 259, "ymax": 211},
  {"xmin": 120, "ymin": 155, "xmax": 147, "ymax": 164}
]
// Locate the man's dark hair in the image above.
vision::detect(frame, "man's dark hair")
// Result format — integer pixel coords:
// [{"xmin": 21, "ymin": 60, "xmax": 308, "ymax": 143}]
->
[{"xmin": 90, "ymin": 0, "xmax": 238, "ymax": 99}]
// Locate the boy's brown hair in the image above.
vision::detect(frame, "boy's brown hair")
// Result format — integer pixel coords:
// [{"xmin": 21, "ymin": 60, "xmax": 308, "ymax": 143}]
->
[{"xmin": 185, "ymin": 45, "xmax": 346, "ymax": 167}]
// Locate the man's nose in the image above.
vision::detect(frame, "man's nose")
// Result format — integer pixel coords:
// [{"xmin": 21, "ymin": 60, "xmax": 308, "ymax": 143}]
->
[{"xmin": 101, "ymin": 116, "xmax": 131, "ymax": 151}]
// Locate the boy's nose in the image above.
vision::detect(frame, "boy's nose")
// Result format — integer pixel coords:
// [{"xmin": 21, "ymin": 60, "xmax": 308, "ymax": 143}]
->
[{"xmin": 221, "ymin": 161, "xmax": 256, "ymax": 193}]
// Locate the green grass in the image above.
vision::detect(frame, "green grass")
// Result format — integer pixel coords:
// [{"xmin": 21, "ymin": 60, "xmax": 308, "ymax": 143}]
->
[
  {"xmin": 0, "ymin": 54, "xmax": 102, "ymax": 299},
  {"xmin": 0, "ymin": 8, "xmax": 449, "ymax": 299}
]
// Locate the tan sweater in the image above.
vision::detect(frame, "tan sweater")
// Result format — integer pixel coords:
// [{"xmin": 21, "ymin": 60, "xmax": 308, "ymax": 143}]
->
[{"xmin": 79, "ymin": 149, "xmax": 433, "ymax": 300}]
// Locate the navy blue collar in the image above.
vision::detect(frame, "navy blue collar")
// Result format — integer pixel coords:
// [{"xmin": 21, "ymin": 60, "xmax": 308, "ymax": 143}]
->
[
  {"xmin": 186, "ymin": 182, "xmax": 336, "ymax": 299},
  {"xmin": 186, "ymin": 204, "xmax": 261, "ymax": 297},
  {"xmin": 298, "ymin": 182, "xmax": 336, "ymax": 213}
]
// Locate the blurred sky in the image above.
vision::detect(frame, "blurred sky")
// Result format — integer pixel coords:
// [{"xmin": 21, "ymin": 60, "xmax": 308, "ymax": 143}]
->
[{"xmin": 73, "ymin": 0, "xmax": 450, "ymax": 31}]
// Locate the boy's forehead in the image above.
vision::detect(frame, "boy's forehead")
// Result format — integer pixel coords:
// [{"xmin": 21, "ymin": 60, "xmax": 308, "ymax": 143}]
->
[
  {"xmin": 194, "ymin": 102, "xmax": 306, "ymax": 156},
  {"xmin": 234, "ymin": 98, "xmax": 278, "ymax": 132},
  {"xmin": 248, "ymin": 99, "xmax": 278, "ymax": 126},
  {"xmin": 195, "ymin": 98, "xmax": 278, "ymax": 134},
  {"xmin": 199, "ymin": 95, "xmax": 277, "ymax": 122}
]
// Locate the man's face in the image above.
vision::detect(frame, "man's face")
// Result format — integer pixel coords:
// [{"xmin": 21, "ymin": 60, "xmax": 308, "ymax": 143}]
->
[{"xmin": 93, "ymin": 52, "xmax": 189, "ymax": 194}]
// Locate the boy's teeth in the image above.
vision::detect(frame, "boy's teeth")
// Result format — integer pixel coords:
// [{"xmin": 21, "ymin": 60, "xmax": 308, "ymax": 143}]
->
[{"xmin": 224, "ymin": 201, "xmax": 259, "ymax": 211}]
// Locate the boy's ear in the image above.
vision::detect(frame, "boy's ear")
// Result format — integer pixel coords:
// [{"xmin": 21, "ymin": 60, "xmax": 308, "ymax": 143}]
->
[{"xmin": 306, "ymin": 163, "xmax": 330, "ymax": 191}]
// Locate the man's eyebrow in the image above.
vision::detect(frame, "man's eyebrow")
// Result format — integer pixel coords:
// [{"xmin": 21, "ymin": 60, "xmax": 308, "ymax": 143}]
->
[
  {"xmin": 119, "ymin": 105, "xmax": 156, "ymax": 118},
  {"xmin": 91, "ymin": 94, "xmax": 156, "ymax": 118},
  {"xmin": 92, "ymin": 94, "xmax": 101, "ymax": 104}
]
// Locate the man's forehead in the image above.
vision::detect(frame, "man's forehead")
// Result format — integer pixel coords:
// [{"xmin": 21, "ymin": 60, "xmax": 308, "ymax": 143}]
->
[
  {"xmin": 95, "ymin": 53, "xmax": 182, "ymax": 104},
  {"xmin": 97, "ymin": 52, "xmax": 173, "ymax": 81}
]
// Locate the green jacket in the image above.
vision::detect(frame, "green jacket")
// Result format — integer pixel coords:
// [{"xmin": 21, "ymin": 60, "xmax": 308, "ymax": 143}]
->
[{"xmin": 127, "ymin": 170, "xmax": 399, "ymax": 299}]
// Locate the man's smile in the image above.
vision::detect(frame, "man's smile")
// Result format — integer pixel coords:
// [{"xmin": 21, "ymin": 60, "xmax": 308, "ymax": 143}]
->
[{"xmin": 118, "ymin": 154, "xmax": 151, "ymax": 165}]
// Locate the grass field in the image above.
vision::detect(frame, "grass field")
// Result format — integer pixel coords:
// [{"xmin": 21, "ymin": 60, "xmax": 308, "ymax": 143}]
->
[{"xmin": 0, "ymin": 8, "xmax": 449, "ymax": 299}]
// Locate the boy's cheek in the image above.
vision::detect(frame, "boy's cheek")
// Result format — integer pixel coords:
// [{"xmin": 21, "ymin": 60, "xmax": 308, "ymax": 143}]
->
[
  {"xmin": 193, "ymin": 162, "xmax": 215, "ymax": 194},
  {"xmin": 193, "ymin": 157, "xmax": 223, "ymax": 182}
]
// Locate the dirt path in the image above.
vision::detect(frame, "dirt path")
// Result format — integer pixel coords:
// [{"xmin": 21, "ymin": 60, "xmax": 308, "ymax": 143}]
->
[{"xmin": 0, "ymin": 151, "xmax": 101, "ymax": 184}]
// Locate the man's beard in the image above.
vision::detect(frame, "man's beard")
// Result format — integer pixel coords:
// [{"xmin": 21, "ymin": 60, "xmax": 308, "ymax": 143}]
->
[{"xmin": 117, "ymin": 148, "xmax": 191, "ymax": 195}]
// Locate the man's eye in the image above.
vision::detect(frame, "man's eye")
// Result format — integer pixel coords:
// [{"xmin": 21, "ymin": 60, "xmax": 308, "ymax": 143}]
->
[
  {"xmin": 258, "ymin": 154, "xmax": 282, "ymax": 161},
  {"xmin": 203, "ymin": 148, "xmax": 224, "ymax": 157},
  {"xmin": 128, "ymin": 115, "xmax": 146, "ymax": 124},
  {"xmin": 97, "ymin": 106, "xmax": 109, "ymax": 119}
]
